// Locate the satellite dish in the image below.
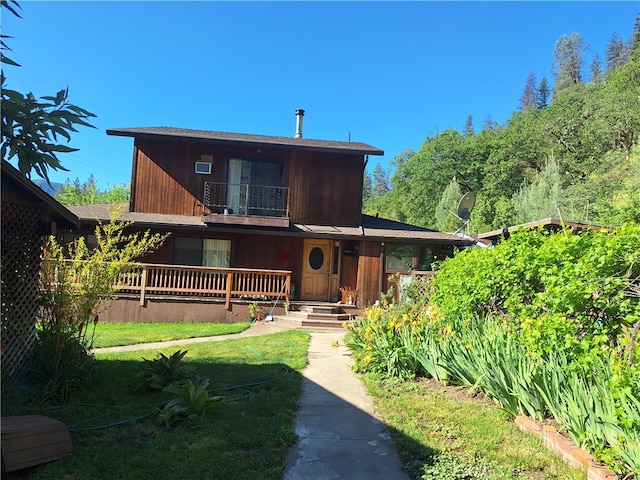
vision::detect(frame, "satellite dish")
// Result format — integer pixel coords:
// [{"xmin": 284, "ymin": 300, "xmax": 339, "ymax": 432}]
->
[{"xmin": 456, "ymin": 191, "xmax": 476, "ymax": 221}]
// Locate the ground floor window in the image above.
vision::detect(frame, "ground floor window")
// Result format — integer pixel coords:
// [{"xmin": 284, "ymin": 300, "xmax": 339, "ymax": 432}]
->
[
  {"xmin": 386, "ymin": 244, "xmax": 415, "ymax": 272},
  {"xmin": 386, "ymin": 244, "xmax": 435, "ymax": 272},
  {"xmin": 173, "ymin": 237, "xmax": 231, "ymax": 267},
  {"xmin": 202, "ymin": 239, "xmax": 231, "ymax": 267}
]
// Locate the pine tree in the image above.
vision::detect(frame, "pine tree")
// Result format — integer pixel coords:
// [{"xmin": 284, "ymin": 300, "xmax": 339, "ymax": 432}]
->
[
  {"xmin": 464, "ymin": 115, "xmax": 474, "ymax": 136},
  {"xmin": 482, "ymin": 114, "xmax": 497, "ymax": 130},
  {"xmin": 590, "ymin": 53, "xmax": 604, "ymax": 83},
  {"xmin": 55, "ymin": 175, "xmax": 129, "ymax": 205},
  {"xmin": 435, "ymin": 177, "xmax": 464, "ymax": 233},
  {"xmin": 605, "ymin": 32, "xmax": 629, "ymax": 72},
  {"xmin": 519, "ymin": 72, "xmax": 537, "ymax": 110},
  {"xmin": 362, "ymin": 170, "xmax": 372, "ymax": 205},
  {"xmin": 536, "ymin": 77, "xmax": 550, "ymax": 109},
  {"xmin": 632, "ymin": 15, "xmax": 640, "ymax": 57},
  {"xmin": 371, "ymin": 163, "xmax": 390, "ymax": 198},
  {"xmin": 552, "ymin": 33, "xmax": 588, "ymax": 96},
  {"xmin": 512, "ymin": 156, "xmax": 563, "ymax": 223}
]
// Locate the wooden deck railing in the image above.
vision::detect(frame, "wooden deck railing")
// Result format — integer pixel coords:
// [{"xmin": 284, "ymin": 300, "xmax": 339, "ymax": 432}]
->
[
  {"xmin": 42, "ymin": 261, "xmax": 291, "ymax": 311},
  {"xmin": 115, "ymin": 264, "xmax": 291, "ymax": 310}
]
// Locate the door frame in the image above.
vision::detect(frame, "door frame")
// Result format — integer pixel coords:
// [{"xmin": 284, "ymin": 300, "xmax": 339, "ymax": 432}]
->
[{"xmin": 301, "ymin": 238, "xmax": 337, "ymax": 301}]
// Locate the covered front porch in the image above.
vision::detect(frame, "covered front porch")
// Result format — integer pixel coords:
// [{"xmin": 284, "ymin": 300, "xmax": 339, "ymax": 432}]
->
[{"xmin": 99, "ymin": 262, "xmax": 361, "ymax": 326}]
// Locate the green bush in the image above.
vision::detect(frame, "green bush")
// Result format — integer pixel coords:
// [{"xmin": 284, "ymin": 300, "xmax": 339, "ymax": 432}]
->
[
  {"xmin": 431, "ymin": 225, "xmax": 640, "ymax": 362},
  {"xmin": 348, "ymin": 224, "xmax": 640, "ymax": 474}
]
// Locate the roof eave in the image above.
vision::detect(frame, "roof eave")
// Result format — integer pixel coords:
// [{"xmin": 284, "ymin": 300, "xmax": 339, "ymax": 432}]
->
[{"xmin": 106, "ymin": 129, "xmax": 384, "ymax": 156}]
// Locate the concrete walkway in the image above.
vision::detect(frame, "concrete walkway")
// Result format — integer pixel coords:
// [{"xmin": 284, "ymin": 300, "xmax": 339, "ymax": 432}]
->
[
  {"xmin": 91, "ymin": 321, "xmax": 292, "ymax": 353},
  {"xmin": 93, "ymin": 322, "xmax": 409, "ymax": 479},
  {"xmin": 284, "ymin": 331, "xmax": 409, "ymax": 480}
]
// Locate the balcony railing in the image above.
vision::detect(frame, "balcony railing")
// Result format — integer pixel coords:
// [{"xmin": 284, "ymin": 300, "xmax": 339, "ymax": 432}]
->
[
  {"xmin": 115, "ymin": 264, "xmax": 291, "ymax": 310},
  {"xmin": 203, "ymin": 182, "xmax": 289, "ymax": 218}
]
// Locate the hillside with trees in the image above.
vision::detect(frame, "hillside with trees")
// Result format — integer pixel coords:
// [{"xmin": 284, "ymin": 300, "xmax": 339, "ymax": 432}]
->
[{"xmin": 363, "ymin": 17, "xmax": 640, "ymax": 233}]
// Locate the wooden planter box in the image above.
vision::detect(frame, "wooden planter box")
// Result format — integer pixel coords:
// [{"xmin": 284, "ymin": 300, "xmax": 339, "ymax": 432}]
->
[{"xmin": 1, "ymin": 415, "xmax": 73, "ymax": 472}]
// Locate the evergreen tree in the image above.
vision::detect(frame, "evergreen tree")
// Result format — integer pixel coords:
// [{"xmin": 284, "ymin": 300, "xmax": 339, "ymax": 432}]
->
[
  {"xmin": 519, "ymin": 72, "xmax": 537, "ymax": 110},
  {"xmin": 536, "ymin": 77, "xmax": 550, "ymax": 109},
  {"xmin": 552, "ymin": 33, "xmax": 588, "ymax": 96},
  {"xmin": 605, "ymin": 32, "xmax": 629, "ymax": 72},
  {"xmin": 435, "ymin": 176, "xmax": 463, "ymax": 232},
  {"xmin": 464, "ymin": 115, "xmax": 474, "ymax": 136},
  {"xmin": 632, "ymin": 15, "xmax": 640, "ymax": 58},
  {"xmin": 56, "ymin": 175, "xmax": 130, "ymax": 205},
  {"xmin": 362, "ymin": 170, "xmax": 372, "ymax": 205},
  {"xmin": 590, "ymin": 53, "xmax": 604, "ymax": 83},
  {"xmin": 512, "ymin": 156, "xmax": 563, "ymax": 223},
  {"xmin": 371, "ymin": 163, "xmax": 390, "ymax": 198}
]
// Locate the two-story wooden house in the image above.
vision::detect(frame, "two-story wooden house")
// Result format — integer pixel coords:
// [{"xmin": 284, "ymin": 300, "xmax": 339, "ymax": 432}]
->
[{"xmin": 67, "ymin": 111, "xmax": 473, "ymax": 322}]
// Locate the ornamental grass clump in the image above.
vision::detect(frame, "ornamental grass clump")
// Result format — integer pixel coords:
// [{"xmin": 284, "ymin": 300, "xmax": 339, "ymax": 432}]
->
[{"xmin": 435, "ymin": 315, "xmax": 547, "ymax": 421}]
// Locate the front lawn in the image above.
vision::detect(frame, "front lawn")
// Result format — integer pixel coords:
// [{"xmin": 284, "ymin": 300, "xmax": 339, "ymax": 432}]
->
[
  {"xmin": 365, "ymin": 376, "xmax": 585, "ymax": 480},
  {"xmin": 3, "ymin": 330, "xmax": 309, "ymax": 480},
  {"xmin": 92, "ymin": 321, "xmax": 252, "ymax": 348}
]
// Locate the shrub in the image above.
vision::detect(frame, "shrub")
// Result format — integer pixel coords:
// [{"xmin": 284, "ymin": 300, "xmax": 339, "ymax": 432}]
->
[{"xmin": 31, "ymin": 208, "xmax": 168, "ymax": 403}]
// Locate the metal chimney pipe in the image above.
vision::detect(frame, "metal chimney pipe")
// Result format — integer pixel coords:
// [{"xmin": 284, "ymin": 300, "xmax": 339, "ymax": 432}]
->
[{"xmin": 295, "ymin": 109, "xmax": 305, "ymax": 138}]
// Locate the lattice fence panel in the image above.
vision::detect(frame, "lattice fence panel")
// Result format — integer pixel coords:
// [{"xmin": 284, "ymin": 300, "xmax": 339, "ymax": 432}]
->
[{"xmin": 1, "ymin": 201, "xmax": 45, "ymax": 380}]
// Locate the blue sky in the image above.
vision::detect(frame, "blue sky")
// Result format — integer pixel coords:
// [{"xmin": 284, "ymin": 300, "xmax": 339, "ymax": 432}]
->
[{"xmin": 3, "ymin": 1, "xmax": 638, "ymax": 189}]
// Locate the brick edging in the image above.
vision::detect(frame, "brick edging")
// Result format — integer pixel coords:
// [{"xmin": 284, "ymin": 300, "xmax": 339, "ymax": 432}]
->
[{"xmin": 514, "ymin": 415, "xmax": 619, "ymax": 480}]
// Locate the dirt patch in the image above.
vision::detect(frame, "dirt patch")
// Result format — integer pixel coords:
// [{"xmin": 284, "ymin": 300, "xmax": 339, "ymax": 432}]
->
[{"xmin": 413, "ymin": 376, "xmax": 495, "ymax": 406}]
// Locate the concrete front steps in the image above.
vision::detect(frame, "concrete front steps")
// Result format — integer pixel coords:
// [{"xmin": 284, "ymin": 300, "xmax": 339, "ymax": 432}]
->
[{"xmin": 271, "ymin": 304, "xmax": 359, "ymax": 330}]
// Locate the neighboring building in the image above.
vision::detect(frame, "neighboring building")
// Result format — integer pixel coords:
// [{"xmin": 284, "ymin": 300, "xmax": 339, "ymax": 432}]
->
[
  {"xmin": 475, "ymin": 217, "xmax": 608, "ymax": 245},
  {"xmin": 67, "ymin": 111, "xmax": 473, "ymax": 315}
]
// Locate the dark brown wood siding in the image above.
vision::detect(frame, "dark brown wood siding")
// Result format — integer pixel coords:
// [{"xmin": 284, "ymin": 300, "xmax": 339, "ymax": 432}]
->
[
  {"xmin": 288, "ymin": 150, "xmax": 364, "ymax": 225},
  {"xmin": 356, "ymin": 240, "xmax": 383, "ymax": 307},
  {"xmin": 114, "ymin": 227, "xmax": 304, "ymax": 287},
  {"xmin": 131, "ymin": 138, "xmax": 225, "ymax": 216},
  {"xmin": 129, "ymin": 137, "xmax": 365, "ymax": 226}
]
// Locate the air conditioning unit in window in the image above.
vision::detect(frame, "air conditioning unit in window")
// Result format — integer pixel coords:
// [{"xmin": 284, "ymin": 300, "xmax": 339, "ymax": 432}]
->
[{"xmin": 195, "ymin": 162, "xmax": 212, "ymax": 174}]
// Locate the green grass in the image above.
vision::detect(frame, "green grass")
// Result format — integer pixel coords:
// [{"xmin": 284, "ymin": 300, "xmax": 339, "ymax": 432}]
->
[
  {"xmin": 3, "ymin": 330, "xmax": 310, "ymax": 480},
  {"xmin": 91, "ymin": 321, "xmax": 252, "ymax": 347},
  {"xmin": 3, "ymin": 326, "xmax": 590, "ymax": 480},
  {"xmin": 363, "ymin": 376, "xmax": 586, "ymax": 480}
]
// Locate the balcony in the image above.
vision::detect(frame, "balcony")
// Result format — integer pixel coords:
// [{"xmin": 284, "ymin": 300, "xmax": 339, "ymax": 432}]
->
[{"xmin": 202, "ymin": 182, "xmax": 290, "ymax": 227}]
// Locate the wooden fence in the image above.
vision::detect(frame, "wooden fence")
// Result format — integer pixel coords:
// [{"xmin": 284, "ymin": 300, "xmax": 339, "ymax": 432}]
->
[{"xmin": 114, "ymin": 264, "xmax": 291, "ymax": 310}]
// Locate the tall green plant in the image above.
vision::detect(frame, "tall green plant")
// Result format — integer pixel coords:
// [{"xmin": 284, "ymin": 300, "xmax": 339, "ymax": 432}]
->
[{"xmin": 32, "ymin": 208, "xmax": 168, "ymax": 402}]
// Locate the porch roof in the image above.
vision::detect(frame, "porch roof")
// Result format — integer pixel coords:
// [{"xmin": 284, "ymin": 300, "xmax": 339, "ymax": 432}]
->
[
  {"xmin": 2, "ymin": 160, "xmax": 79, "ymax": 229},
  {"xmin": 106, "ymin": 127, "xmax": 384, "ymax": 156},
  {"xmin": 68, "ymin": 203, "xmax": 474, "ymax": 246}
]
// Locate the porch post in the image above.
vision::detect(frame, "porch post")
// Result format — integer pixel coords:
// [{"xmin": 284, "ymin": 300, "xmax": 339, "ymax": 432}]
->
[
  {"xmin": 285, "ymin": 273, "xmax": 291, "ymax": 303},
  {"xmin": 225, "ymin": 271, "xmax": 233, "ymax": 310},
  {"xmin": 140, "ymin": 265, "xmax": 148, "ymax": 306}
]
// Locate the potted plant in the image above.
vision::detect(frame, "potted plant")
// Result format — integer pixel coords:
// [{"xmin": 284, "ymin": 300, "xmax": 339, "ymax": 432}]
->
[
  {"xmin": 248, "ymin": 302, "xmax": 259, "ymax": 322},
  {"xmin": 283, "ymin": 301, "xmax": 290, "ymax": 314}
]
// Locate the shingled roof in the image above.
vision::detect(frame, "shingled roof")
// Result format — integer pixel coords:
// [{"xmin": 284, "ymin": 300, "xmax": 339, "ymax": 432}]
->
[
  {"xmin": 68, "ymin": 203, "xmax": 473, "ymax": 246},
  {"xmin": 106, "ymin": 127, "xmax": 384, "ymax": 156}
]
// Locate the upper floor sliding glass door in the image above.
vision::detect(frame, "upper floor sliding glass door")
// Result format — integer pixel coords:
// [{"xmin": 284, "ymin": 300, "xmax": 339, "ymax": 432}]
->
[{"xmin": 226, "ymin": 158, "xmax": 284, "ymax": 216}]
